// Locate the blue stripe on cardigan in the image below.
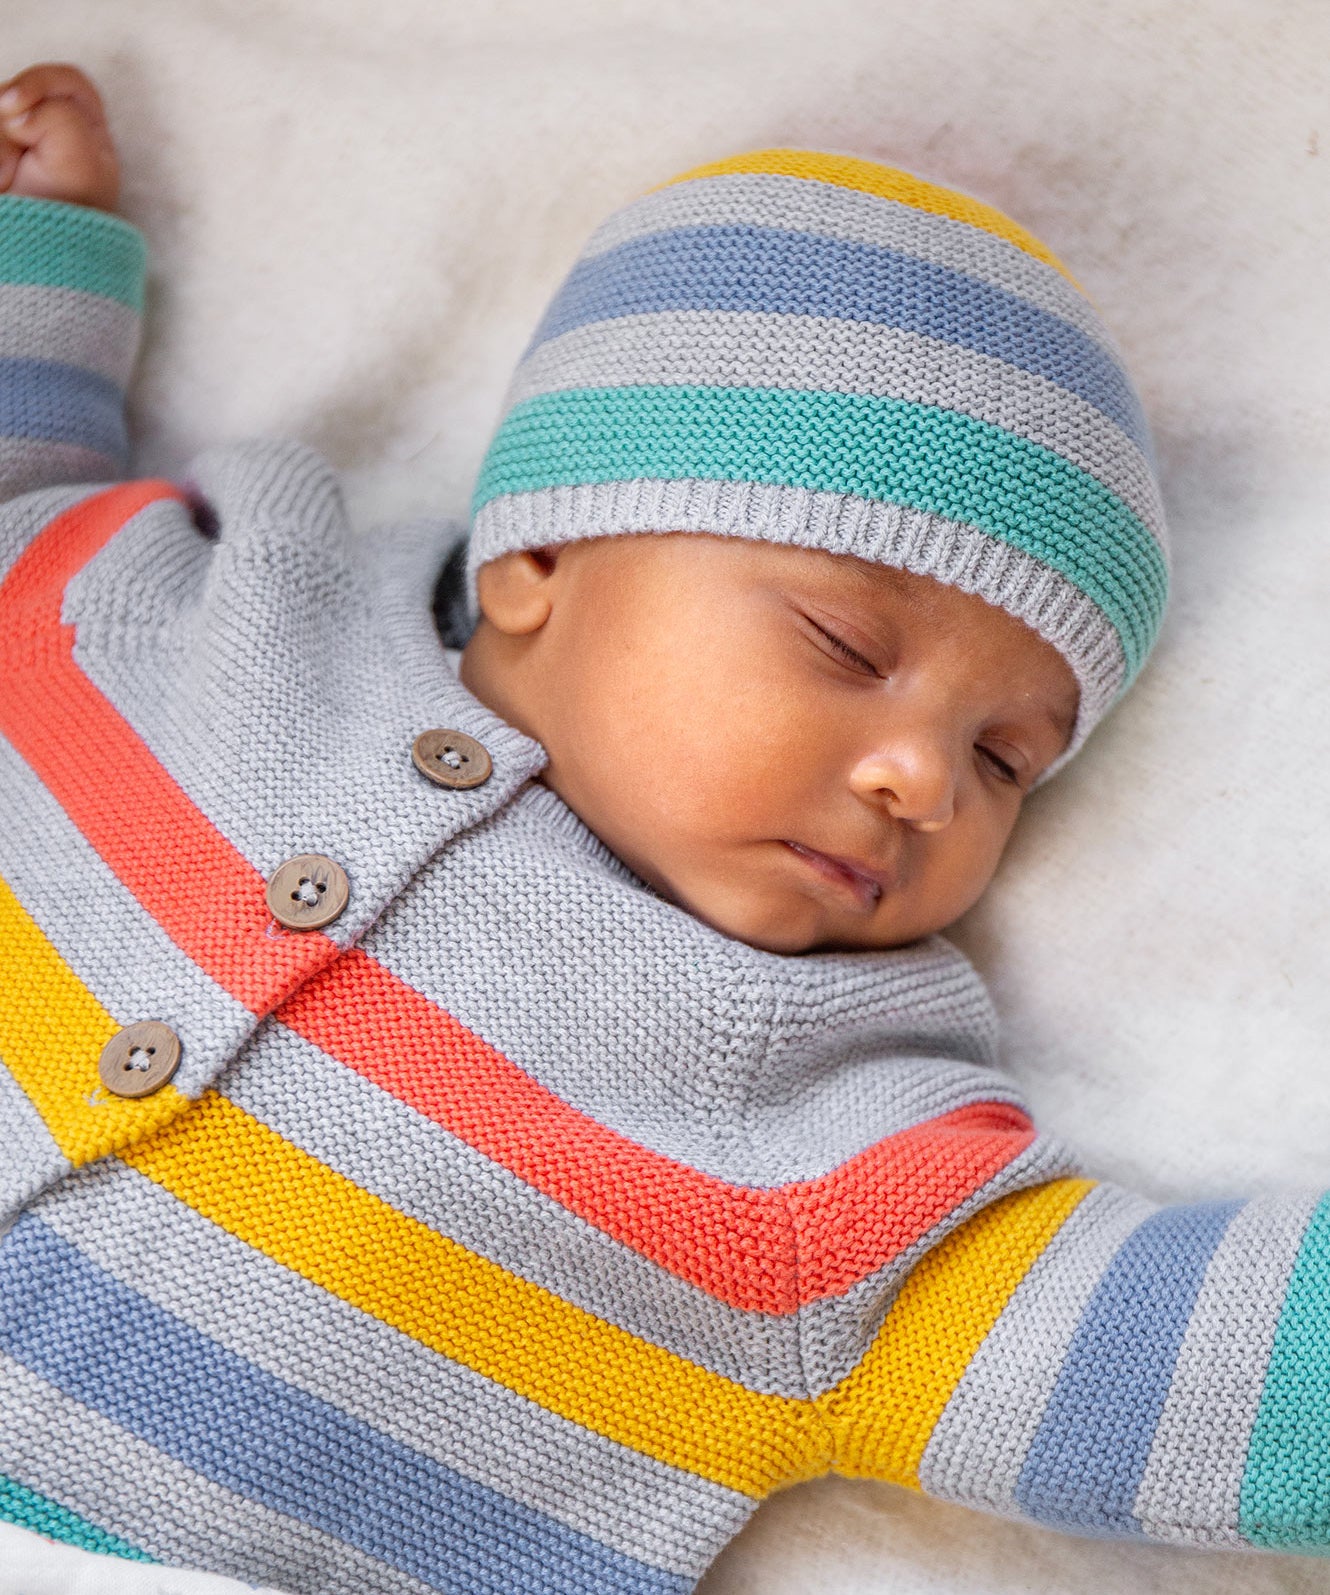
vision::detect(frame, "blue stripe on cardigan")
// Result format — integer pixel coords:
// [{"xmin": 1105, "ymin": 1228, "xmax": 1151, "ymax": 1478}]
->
[
  {"xmin": 1015, "ymin": 1200, "xmax": 1242, "ymax": 1536},
  {"xmin": 0, "ymin": 1217, "xmax": 687, "ymax": 1595}
]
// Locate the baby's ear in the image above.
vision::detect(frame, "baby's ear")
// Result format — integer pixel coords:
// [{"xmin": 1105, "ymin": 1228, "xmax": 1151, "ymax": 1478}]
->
[{"xmin": 473, "ymin": 547, "xmax": 560, "ymax": 635}]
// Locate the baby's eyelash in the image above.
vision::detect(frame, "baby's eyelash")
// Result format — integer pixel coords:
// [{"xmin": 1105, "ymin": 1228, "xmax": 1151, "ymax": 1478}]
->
[
  {"xmin": 810, "ymin": 620, "xmax": 877, "ymax": 673},
  {"xmin": 979, "ymin": 746, "xmax": 1019, "ymax": 783}
]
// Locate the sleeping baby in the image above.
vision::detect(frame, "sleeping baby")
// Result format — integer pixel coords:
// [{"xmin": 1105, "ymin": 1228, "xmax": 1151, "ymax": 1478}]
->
[{"xmin": 1, "ymin": 59, "xmax": 1327, "ymax": 1595}]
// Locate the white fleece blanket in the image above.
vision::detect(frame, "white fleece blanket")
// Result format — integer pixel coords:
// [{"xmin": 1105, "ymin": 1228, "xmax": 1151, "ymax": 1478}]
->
[{"xmin": 3, "ymin": 1, "xmax": 1329, "ymax": 1591}]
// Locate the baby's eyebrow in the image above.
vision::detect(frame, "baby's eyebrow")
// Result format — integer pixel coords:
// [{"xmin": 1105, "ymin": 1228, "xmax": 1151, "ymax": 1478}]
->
[{"xmin": 1032, "ymin": 697, "xmax": 1078, "ymax": 746}]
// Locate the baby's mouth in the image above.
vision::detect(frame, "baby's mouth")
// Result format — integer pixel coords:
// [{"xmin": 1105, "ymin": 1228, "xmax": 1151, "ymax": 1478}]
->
[{"xmin": 782, "ymin": 841, "xmax": 889, "ymax": 910}]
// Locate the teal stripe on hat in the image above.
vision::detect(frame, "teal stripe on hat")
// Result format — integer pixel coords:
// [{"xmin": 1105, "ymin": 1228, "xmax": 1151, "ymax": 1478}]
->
[
  {"xmin": 1240, "ymin": 1192, "xmax": 1330, "ymax": 1552},
  {"xmin": 0, "ymin": 1472, "xmax": 154, "ymax": 1561},
  {"xmin": 0, "ymin": 194, "xmax": 144, "ymax": 310},
  {"xmin": 472, "ymin": 384, "xmax": 1167, "ymax": 683}
]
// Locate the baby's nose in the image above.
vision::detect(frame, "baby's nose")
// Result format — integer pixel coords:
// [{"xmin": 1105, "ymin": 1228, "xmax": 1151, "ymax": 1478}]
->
[{"xmin": 848, "ymin": 736, "xmax": 956, "ymax": 829}]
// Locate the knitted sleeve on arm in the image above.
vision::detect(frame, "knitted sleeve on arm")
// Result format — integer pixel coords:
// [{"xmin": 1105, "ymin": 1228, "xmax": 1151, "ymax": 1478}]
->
[
  {"xmin": 815, "ymin": 1172, "xmax": 1330, "ymax": 1552},
  {"xmin": 0, "ymin": 193, "xmax": 144, "ymax": 524}
]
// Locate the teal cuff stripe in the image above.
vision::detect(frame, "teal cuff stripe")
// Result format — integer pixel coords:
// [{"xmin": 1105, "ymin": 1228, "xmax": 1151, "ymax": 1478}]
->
[
  {"xmin": 0, "ymin": 1473, "xmax": 154, "ymax": 1562},
  {"xmin": 1240, "ymin": 1193, "xmax": 1330, "ymax": 1552},
  {"xmin": 0, "ymin": 194, "xmax": 145, "ymax": 311},
  {"xmin": 473, "ymin": 385, "xmax": 1168, "ymax": 680}
]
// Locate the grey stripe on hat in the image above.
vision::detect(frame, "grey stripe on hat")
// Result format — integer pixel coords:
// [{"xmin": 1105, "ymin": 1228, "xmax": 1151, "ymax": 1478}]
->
[
  {"xmin": 0, "ymin": 282, "xmax": 140, "ymax": 384},
  {"xmin": 916, "ymin": 1184, "xmax": 1152, "ymax": 1514},
  {"xmin": 0, "ymin": 1352, "xmax": 433, "ymax": 1595},
  {"xmin": 505, "ymin": 311, "xmax": 1164, "ymax": 539},
  {"xmin": 38, "ymin": 1164, "xmax": 751, "ymax": 1575},
  {"xmin": 219, "ymin": 1024, "xmax": 811, "ymax": 1395},
  {"xmin": 581, "ymin": 171, "xmax": 1113, "ymax": 352},
  {"xmin": 471, "ymin": 480, "xmax": 1127, "ymax": 755},
  {"xmin": 1133, "ymin": 1191, "xmax": 1321, "ymax": 1547}
]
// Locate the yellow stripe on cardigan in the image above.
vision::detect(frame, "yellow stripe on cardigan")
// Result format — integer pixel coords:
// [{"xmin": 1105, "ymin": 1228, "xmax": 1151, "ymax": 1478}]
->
[
  {"xmin": 122, "ymin": 1092, "xmax": 831, "ymax": 1497},
  {"xmin": 652, "ymin": 149, "xmax": 1079, "ymax": 285},
  {"xmin": 818, "ymin": 1176, "xmax": 1095, "ymax": 1487},
  {"xmin": 0, "ymin": 873, "xmax": 189, "ymax": 1166}
]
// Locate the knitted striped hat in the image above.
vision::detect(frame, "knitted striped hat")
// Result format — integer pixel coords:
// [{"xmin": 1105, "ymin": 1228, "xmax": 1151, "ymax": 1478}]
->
[{"xmin": 468, "ymin": 150, "xmax": 1168, "ymax": 755}]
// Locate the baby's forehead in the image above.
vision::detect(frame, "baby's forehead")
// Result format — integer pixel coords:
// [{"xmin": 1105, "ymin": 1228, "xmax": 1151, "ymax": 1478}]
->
[
  {"xmin": 706, "ymin": 536, "xmax": 966, "ymax": 612},
  {"xmin": 604, "ymin": 532, "xmax": 1077, "ymax": 725}
]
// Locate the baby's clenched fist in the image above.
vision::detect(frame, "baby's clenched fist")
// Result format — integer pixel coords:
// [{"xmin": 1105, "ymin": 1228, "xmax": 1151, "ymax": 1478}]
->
[{"xmin": 0, "ymin": 63, "xmax": 119, "ymax": 212}]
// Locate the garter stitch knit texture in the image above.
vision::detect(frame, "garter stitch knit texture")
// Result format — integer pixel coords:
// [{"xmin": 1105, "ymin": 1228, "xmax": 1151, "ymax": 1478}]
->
[
  {"xmin": 468, "ymin": 150, "xmax": 1170, "ymax": 759},
  {"xmin": 2, "ymin": 193, "xmax": 1330, "ymax": 1595}
]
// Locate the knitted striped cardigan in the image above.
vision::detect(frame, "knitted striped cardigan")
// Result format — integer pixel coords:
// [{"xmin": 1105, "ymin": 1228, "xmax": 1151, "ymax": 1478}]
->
[{"xmin": 1, "ymin": 192, "xmax": 1328, "ymax": 1595}]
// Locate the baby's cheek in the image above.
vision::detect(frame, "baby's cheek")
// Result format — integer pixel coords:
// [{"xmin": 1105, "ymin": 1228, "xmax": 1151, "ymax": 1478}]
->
[{"xmin": 676, "ymin": 858, "xmax": 825, "ymax": 955}]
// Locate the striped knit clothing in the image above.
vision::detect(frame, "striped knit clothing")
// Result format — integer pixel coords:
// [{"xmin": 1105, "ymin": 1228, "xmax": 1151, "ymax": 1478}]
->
[
  {"xmin": 1, "ymin": 195, "xmax": 1329, "ymax": 1595},
  {"xmin": 468, "ymin": 150, "xmax": 1170, "ymax": 764}
]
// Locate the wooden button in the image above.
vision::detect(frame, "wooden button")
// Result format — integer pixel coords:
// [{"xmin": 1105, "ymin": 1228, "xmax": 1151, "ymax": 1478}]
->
[
  {"xmin": 98, "ymin": 1021, "xmax": 181, "ymax": 1099},
  {"xmin": 411, "ymin": 729, "xmax": 492, "ymax": 790},
  {"xmin": 265, "ymin": 854, "xmax": 350, "ymax": 930}
]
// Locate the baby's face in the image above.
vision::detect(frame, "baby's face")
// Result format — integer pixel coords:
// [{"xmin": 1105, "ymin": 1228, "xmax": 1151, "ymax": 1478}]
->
[{"xmin": 463, "ymin": 534, "xmax": 1079, "ymax": 953}]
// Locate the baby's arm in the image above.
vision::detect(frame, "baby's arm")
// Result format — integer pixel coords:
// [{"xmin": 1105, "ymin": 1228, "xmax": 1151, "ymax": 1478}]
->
[
  {"xmin": 816, "ymin": 1173, "xmax": 1329, "ymax": 1552},
  {"xmin": 0, "ymin": 63, "xmax": 143, "ymax": 509}
]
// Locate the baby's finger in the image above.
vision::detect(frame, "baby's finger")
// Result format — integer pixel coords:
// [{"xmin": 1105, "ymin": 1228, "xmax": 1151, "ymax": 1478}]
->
[
  {"xmin": 0, "ymin": 93, "xmax": 100, "ymax": 153},
  {"xmin": 0, "ymin": 63, "xmax": 107, "ymax": 126},
  {"xmin": 0, "ymin": 136, "xmax": 19, "ymax": 192}
]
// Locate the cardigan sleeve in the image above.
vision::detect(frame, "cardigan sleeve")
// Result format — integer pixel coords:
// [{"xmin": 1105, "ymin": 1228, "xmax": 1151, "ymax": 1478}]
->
[
  {"xmin": 814, "ymin": 1172, "xmax": 1330, "ymax": 1552},
  {"xmin": 0, "ymin": 193, "xmax": 145, "ymax": 525}
]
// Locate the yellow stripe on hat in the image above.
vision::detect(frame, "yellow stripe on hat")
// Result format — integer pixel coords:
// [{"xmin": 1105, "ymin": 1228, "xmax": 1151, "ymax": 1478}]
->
[
  {"xmin": 123, "ymin": 1091, "xmax": 829, "ymax": 1496},
  {"xmin": 0, "ymin": 872, "xmax": 189, "ymax": 1166},
  {"xmin": 818, "ymin": 1176, "xmax": 1095, "ymax": 1487},
  {"xmin": 654, "ymin": 149, "xmax": 1079, "ymax": 285}
]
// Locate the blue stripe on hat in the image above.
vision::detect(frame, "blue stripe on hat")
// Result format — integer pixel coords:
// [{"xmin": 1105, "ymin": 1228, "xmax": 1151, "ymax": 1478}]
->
[
  {"xmin": 0, "ymin": 356, "xmax": 127, "ymax": 463},
  {"xmin": 0, "ymin": 1216, "xmax": 688, "ymax": 1595},
  {"xmin": 526, "ymin": 225, "xmax": 1148, "ymax": 452},
  {"xmin": 1014, "ymin": 1200, "xmax": 1242, "ymax": 1536}
]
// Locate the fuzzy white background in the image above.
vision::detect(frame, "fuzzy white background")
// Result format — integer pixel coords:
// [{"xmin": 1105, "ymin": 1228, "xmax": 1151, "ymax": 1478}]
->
[{"xmin": 2, "ymin": 2, "xmax": 1328, "ymax": 1592}]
